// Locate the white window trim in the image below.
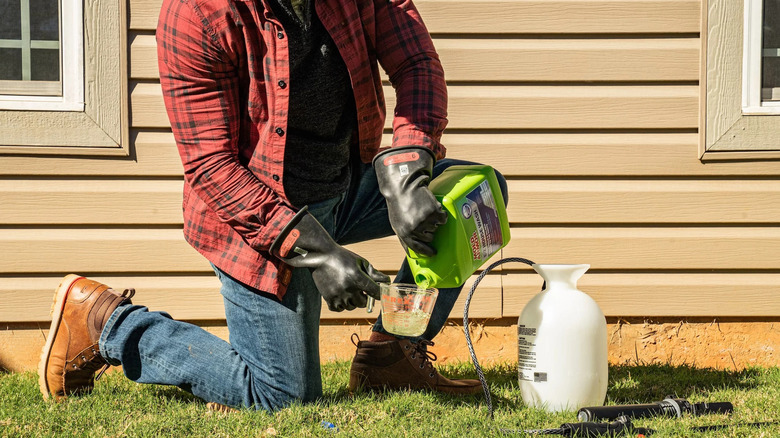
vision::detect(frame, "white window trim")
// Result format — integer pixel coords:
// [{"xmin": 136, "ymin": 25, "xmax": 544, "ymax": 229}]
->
[
  {"xmin": 0, "ymin": 0, "xmax": 85, "ymax": 111},
  {"xmin": 742, "ymin": 0, "xmax": 780, "ymax": 114}
]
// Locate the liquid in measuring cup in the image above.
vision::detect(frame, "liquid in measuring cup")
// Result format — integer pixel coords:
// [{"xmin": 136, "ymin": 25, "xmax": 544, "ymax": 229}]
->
[
  {"xmin": 381, "ymin": 309, "xmax": 432, "ymax": 337},
  {"xmin": 379, "ymin": 283, "xmax": 438, "ymax": 337}
]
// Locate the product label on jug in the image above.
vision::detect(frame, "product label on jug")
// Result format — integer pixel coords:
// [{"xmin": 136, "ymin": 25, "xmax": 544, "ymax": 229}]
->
[
  {"xmin": 518, "ymin": 324, "xmax": 538, "ymax": 382},
  {"xmin": 460, "ymin": 181, "xmax": 503, "ymax": 261}
]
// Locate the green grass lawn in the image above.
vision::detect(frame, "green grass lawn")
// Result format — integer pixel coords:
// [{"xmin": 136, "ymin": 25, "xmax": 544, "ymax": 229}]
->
[{"xmin": 1, "ymin": 362, "xmax": 778, "ymax": 437}]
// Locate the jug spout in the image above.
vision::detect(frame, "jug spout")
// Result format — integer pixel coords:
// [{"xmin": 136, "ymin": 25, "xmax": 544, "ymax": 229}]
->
[{"xmin": 532, "ymin": 264, "xmax": 590, "ymax": 290}]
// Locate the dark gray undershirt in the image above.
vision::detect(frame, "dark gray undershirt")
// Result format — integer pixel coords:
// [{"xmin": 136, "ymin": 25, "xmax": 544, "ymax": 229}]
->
[{"xmin": 269, "ymin": 0, "xmax": 357, "ymax": 209}]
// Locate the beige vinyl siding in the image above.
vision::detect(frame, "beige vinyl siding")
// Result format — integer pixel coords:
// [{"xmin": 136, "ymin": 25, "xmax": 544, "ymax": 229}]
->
[
  {"xmin": 7, "ymin": 179, "xmax": 780, "ymax": 225},
  {"xmin": 133, "ymin": 35, "xmax": 701, "ymax": 82},
  {"xmin": 0, "ymin": 275, "xmax": 502, "ymax": 322},
  {"xmin": 126, "ymin": 0, "xmax": 702, "ymax": 35},
  {"xmin": 2, "ymin": 0, "xmax": 780, "ymax": 328},
  {"xmin": 132, "ymin": 83, "xmax": 700, "ymax": 129}
]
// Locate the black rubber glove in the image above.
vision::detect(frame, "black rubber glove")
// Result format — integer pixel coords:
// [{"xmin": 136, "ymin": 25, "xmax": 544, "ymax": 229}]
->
[
  {"xmin": 270, "ymin": 207, "xmax": 389, "ymax": 312},
  {"xmin": 373, "ymin": 146, "xmax": 447, "ymax": 257}
]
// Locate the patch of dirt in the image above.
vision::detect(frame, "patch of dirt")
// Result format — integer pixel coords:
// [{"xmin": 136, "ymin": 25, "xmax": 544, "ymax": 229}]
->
[
  {"xmin": 2, "ymin": 319, "xmax": 777, "ymax": 372},
  {"xmin": 604, "ymin": 318, "xmax": 779, "ymax": 369},
  {"xmin": 319, "ymin": 318, "xmax": 780, "ymax": 370}
]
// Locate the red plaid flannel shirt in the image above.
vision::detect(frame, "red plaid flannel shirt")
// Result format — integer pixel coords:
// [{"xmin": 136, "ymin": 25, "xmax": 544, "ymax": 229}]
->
[{"xmin": 157, "ymin": 0, "xmax": 447, "ymax": 297}]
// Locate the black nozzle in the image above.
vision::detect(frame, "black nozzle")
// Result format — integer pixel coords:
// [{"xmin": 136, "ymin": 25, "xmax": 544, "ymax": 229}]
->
[
  {"xmin": 692, "ymin": 401, "xmax": 734, "ymax": 416},
  {"xmin": 577, "ymin": 398, "xmax": 734, "ymax": 422},
  {"xmin": 577, "ymin": 403, "xmax": 668, "ymax": 422}
]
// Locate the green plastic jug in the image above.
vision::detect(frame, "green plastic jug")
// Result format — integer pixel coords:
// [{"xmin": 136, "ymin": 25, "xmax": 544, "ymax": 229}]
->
[{"xmin": 407, "ymin": 165, "xmax": 511, "ymax": 288}]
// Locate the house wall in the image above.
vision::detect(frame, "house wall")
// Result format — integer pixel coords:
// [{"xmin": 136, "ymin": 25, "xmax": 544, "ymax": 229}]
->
[{"xmin": 2, "ymin": 0, "xmax": 779, "ymax": 372}]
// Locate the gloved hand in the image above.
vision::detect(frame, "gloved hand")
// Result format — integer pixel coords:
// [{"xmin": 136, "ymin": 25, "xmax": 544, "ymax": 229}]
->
[
  {"xmin": 373, "ymin": 146, "xmax": 447, "ymax": 257},
  {"xmin": 270, "ymin": 208, "xmax": 389, "ymax": 311}
]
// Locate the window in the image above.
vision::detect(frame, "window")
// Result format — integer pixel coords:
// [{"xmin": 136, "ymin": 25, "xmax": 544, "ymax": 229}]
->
[
  {"xmin": 702, "ymin": 0, "xmax": 780, "ymax": 159},
  {"xmin": 743, "ymin": 0, "xmax": 780, "ymax": 114},
  {"xmin": 0, "ymin": 0, "xmax": 83, "ymax": 111},
  {"xmin": 0, "ymin": 0, "xmax": 127, "ymax": 155}
]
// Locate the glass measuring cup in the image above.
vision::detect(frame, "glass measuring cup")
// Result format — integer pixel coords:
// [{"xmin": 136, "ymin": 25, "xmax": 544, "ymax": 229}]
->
[{"xmin": 378, "ymin": 283, "xmax": 438, "ymax": 337}]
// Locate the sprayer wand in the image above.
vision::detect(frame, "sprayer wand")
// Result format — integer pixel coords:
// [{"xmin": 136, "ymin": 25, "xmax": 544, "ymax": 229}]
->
[{"xmin": 576, "ymin": 397, "xmax": 733, "ymax": 422}]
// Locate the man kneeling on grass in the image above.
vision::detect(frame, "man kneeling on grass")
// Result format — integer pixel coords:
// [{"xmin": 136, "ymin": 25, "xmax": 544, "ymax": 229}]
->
[{"xmin": 38, "ymin": 0, "xmax": 508, "ymax": 412}]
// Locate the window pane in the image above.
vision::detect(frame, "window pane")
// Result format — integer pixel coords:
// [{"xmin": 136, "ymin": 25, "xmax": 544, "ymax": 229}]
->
[
  {"xmin": 0, "ymin": 47, "xmax": 22, "ymax": 80},
  {"xmin": 30, "ymin": 48, "xmax": 59, "ymax": 81},
  {"xmin": 763, "ymin": 0, "xmax": 780, "ymax": 99},
  {"xmin": 0, "ymin": 0, "xmax": 22, "ymax": 39},
  {"xmin": 30, "ymin": 0, "xmax": 60, "ymax": 41},
  {"xmin": 763, "ymin": 0, "xmax": 780, "ymax": 47}
]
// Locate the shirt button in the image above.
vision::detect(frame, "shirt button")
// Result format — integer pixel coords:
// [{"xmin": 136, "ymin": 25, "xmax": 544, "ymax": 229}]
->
[
  {"xmin": 272, "ymin": 174, "xmax": 280, "ymax": 182},
  {"xmin": 275, "ymin": 127, "xmax": 284, "ymax": 136},
  {"xmin": 278, "ymin": 80, "xmax": 287, "ymax": 89},
  {"xmin": 277, "ymin": 31, "xmax": 284, "ymax": 39}
]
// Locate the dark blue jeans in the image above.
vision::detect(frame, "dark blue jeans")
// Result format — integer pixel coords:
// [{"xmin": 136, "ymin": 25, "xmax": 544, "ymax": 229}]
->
[{"xmin": 99, "ymin": 158, "xmax": 506, "ymax": 411}]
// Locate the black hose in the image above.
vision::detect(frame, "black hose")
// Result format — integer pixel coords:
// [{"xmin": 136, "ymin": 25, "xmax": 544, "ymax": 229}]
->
[{"xmin": 463, "ymin": 257, "xmax": 536, "ymax": 419}]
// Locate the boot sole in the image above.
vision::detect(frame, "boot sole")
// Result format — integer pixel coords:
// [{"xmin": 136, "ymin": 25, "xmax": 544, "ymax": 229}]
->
[
  {"xmin": 349, "ymin": 372, "xmax": 483, "ymax": 396},
  {"xmin": 38, "ymin": 274, "xmax": 84, "ymax": 400}
]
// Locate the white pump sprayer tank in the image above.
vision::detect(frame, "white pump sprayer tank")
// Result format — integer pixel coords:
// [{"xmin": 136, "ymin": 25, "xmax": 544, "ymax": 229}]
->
[{"xmin": 518, "ymin": 264, "xmax": 608, "ymax": 412}]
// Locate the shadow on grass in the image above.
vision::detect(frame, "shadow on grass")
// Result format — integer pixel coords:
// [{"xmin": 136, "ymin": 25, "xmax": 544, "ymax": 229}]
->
[
  {"xmin": 90, "ymin": 361, "xmax": 766, "ymax": 414},
  {"xmin": 148, "ymin": 385, "xmax": 204, "ymax": 405},
  {"xmin": 321, "ymin": 361, "xmax": 525, "ymax": 412},
  {"xmin": 477, "ymin": 362, "xmax": 762, "ymax": 406},
  {"xmin": 325, "ymin": 362, "xmax": 768, "ymax": 411},
  {"xmin": 607, "ymin": 363, "xmax": 763, "ymax": 404}
]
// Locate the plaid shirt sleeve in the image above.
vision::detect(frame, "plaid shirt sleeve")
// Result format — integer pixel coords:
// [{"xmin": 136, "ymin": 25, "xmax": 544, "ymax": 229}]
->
[
  {"xmin": 157, "ymin": 0, "xmax": 295, "ymax": 251},
  {"xmin": 374, "ymin": 0, "xmax": 448, "ymax": 158}
]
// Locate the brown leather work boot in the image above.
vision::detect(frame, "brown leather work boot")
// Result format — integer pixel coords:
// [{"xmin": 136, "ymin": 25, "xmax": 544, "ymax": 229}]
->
[
  {"xmin": 348, "ymin": 334, "xmax": 482, "ymax": 395},
  {"xmin": 38, "ymin": 274, "xmax": 135, "ymax": 400}
]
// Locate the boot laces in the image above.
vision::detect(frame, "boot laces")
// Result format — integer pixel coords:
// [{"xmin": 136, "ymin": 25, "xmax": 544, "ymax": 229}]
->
[
  {"xmin": 410, "ymin": 340, "xmax": 438, "ymax": 373},
  {"xmin": 76, "ymin": 353, "xmax": 109, "ymax": 381},
  {"xmin": 121, "ymin": 288, "xmax": 136, "ymax": 300},
  {"xmin": 94, "ymin": 364, "xmax": 109, "ymax": 381}
]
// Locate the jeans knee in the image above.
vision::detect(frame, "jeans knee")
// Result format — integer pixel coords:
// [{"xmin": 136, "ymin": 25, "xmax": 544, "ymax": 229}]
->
[
  {"xmin": 253, "ymin": 380, "xmax": 321, "ymax": 412},
  {"xmin": 264, "ymin": 391, "xmax": 298, "ymax": 412}
]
